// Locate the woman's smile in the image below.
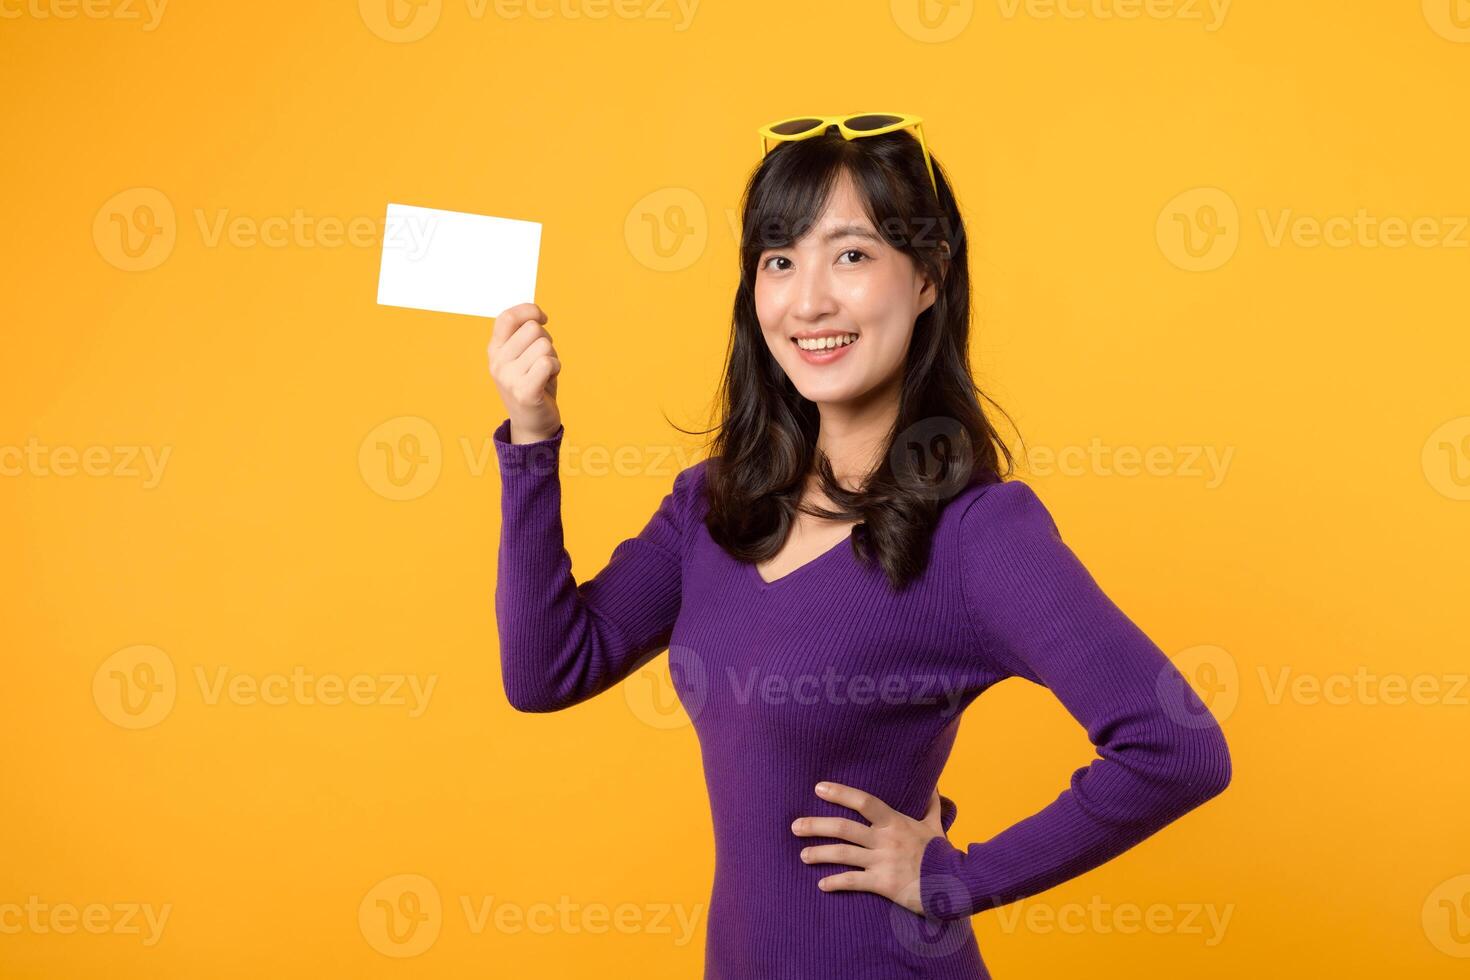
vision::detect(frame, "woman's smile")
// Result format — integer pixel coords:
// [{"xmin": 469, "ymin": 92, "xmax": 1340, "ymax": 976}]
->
[{"xmin": 790, "ymin": 330, "xmax": 859, "ymax": 365}]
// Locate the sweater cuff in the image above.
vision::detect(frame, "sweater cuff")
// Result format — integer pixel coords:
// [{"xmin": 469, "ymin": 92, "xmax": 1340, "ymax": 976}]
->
[
  {"xmin": 492, "ymin": 417, "xmax": 564, "ymax": 478},
  {"xmin": 919, "ymin": 834, "xmax": 977, "ymax": 921},
  {"xmin": 939, "ymin": 793, "xmax": 958, "ymax": 833}
]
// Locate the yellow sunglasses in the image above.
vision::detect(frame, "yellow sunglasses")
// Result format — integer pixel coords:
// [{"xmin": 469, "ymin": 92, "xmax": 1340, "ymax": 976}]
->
[{"xmin": 757, "ymin": 112, "xmax": 938, "ymax": 199}]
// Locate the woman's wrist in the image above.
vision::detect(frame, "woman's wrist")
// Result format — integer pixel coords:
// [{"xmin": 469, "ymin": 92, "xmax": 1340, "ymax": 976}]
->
[
  {"xmin": 493, "ymin": 417, "xmax": 563, "ymax": 478},
  {"xmin": 508, "ymin": 420, "xmax": 560, "ymax": 445}
]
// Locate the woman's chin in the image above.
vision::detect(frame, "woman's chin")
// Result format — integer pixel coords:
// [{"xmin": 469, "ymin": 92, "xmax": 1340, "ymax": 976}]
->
[{"xmin": 791, "ymin": 376, "xmax": 868, "ymax": 407}]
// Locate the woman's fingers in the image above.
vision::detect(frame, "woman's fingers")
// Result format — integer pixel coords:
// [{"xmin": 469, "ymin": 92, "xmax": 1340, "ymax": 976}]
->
[
  {"xmin": 489, "ymin": 303, "xmax": 554, "ymax": 390},
  {"xmin": 792, "ymin": 782, "xmax": 943, "ymax": 914},
  {"xmin": 487, "ymin": 301, "xmax": 562, "ymax": 440},
  {"xmin": 814, "ymin": 869, "xmax": 872, "ymax": 893},
  {"xmin": 488, "ymin": 302, "xmax": 546, "ymax": 353},
  {"xmin": 511, "ymin": 333, "xmax": 554, "ymax": 371},
  {"xmin": 491, "ymin": 316, "xmax": 552, "ymax": 379},
  {"xmin": 501, "ymin": 320, "xmax": 553, "ymax": 364},
  {"xmin": 799, "ymin": 843, "xmax": 874, "ymax": 868},
  {"xmin": 511, "ymin": 338, "xmax": 557, "ymax": 402},
  {"xmin": 487, "ymin": 307, "xmax": 556, "ymax": 394},
  {"xmin": 520, "ymin": 354, "xmax": 560, "ymax": 405},
  {"xmin": 790, "ymin": 815, "xmax": 876, "ymax": 848},
  {"xmin": 814, "ymin": 781, "xmax": 894, "ymax": 825}
]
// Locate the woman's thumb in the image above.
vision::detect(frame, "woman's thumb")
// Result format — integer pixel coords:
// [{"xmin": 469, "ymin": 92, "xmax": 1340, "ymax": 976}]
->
[{"xmin": 921, "ymin": 789, "xmax": 943, "ymax": 831}]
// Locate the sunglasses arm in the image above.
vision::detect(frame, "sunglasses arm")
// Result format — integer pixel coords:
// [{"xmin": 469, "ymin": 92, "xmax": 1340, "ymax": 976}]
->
[{"xmin": 916, "ymin": 123, "xmax": 938, "ymax": 198}]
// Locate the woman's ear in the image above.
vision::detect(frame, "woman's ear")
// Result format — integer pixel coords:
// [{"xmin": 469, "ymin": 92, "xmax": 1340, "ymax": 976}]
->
[
  {"xmin": 920, "ymin": 241, "xmax": 951, "ymax": 309},
  {"xmin": 934, "ymin": 239, "xmax": 951, "ymax": 284}
]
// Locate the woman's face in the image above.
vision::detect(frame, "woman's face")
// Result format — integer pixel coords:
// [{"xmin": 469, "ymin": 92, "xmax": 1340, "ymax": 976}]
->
[{"xmin": 754, "ymin": 169, "xmax": 939, "ymax": 407}]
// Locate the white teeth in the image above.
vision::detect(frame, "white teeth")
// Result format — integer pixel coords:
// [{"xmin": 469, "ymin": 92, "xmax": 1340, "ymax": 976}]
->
[{"xmin": 794, "ymin": 333, "xmax": 858, "ymax": 351}]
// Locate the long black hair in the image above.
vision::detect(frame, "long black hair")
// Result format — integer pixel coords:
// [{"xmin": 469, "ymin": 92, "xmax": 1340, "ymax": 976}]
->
[{"xmin": 671, "ymin": 125, "xmax": 1021, "ymax": 592}]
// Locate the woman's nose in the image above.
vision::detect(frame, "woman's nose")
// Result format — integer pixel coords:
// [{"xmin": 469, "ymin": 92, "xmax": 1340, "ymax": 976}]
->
[{"xmin": 791, "ymin": 270, "xmax": 838, "ymax": 321}]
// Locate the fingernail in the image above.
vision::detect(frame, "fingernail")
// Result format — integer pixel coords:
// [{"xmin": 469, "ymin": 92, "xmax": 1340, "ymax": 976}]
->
[{"xmin": 815, "ymin": 782, "xmax": 830, "ymax": 794}]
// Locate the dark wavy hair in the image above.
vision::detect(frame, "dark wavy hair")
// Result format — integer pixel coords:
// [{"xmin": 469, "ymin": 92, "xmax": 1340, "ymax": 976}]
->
[{"xmin": 671, "ymin": 125, "xmax": 1021, "ymax": 592}]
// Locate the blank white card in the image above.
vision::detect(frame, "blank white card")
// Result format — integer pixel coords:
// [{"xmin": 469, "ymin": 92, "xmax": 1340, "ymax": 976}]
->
[{"xmin": 376, "ymin": 203, "xmax": 541, "ymax": 318}]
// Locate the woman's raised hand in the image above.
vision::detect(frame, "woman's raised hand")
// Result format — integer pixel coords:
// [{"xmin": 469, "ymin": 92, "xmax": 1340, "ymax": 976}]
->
[{"xmin": 488, "ymin": 302, "xmax": 562, "ymax": 444}]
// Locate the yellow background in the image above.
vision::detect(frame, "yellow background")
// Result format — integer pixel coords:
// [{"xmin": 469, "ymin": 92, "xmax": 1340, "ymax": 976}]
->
[{"xmin": 3, "ymin": 0, "xmax": 1468, "ymax": 976}]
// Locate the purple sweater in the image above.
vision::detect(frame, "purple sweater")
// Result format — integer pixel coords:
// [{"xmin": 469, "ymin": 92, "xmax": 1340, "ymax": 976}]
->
[{"xmin": 493, "ymin": 417, "xmax": 1231, "ymax": 979}]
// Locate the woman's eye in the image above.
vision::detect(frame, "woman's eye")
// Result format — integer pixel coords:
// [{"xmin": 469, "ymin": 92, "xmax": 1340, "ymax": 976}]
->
[
  {"xmin": 838, "ymin": 248, "xmax": 869, "ymax": 264},
  {"xmin": 762, "ymin": 255, "xmax": 791, "ymax": 271}
]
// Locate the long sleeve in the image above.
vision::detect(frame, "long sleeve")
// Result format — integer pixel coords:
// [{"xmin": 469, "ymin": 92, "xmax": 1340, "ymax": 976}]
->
[
  {"xmin": 493, "ymin": 417, "xmax": 699, "ymax": 713},
  {"xmin": 919, "ymin": 480, "xmax": 1232, "ymax": 921}
]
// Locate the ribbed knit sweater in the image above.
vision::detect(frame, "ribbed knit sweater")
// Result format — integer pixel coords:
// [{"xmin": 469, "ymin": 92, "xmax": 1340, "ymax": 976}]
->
[{"xmin": 492, "ymin": 417, "xmax": 1232, "ymax": 979}]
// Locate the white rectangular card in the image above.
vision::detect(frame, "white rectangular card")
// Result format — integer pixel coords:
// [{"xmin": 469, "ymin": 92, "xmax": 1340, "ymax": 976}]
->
[{"xmin": 376, "ymin": 203, "xmax": 541, "ymax": 318}]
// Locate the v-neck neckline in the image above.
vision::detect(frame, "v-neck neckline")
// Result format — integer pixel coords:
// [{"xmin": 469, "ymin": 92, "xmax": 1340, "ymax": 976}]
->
[{"xmin": 749, "ymin": 524, "xmax": 860, "ymax": 590}]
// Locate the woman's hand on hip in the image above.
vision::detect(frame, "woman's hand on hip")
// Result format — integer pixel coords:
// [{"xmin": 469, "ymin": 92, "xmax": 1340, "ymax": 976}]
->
[{"xmin": 791, "ymin": 781, "xmax": 947, "ymax": 916}]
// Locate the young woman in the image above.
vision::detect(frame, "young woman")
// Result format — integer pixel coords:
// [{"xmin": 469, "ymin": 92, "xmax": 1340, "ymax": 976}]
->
[{"xmin": 487, "ymin": 115, "xmax": 1231, "ymax": 979}]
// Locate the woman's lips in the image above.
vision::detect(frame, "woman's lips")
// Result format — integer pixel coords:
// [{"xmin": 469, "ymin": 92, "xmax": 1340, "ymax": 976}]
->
[{"xmin": 791, "ymin": 335, "xmax": 857, "ymax": 365}]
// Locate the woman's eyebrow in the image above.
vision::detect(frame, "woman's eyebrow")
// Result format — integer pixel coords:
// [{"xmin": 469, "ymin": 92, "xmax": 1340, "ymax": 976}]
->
[
  {"xmin": 821, "ymin": 224, "xmax": 882, "ymax": 243},
  {"xmin": 759, "ymin": 224, "xmax": 882, "ymax": 253}
]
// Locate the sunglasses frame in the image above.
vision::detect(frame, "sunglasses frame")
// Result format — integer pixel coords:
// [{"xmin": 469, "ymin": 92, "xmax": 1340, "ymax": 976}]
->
[{"xmin": 757, "ymin": 113, "xmax": 938, "ymax": 199}]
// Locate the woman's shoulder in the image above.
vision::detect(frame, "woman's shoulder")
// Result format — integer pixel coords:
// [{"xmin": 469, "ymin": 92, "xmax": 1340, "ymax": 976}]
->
[
  {"xmin": 669, "ymin": 454, "xmax": 716, "ymax": 521},
  {"xmin": 675, "ymin": 454, "xmax": 713, "ymax": 488},
  {"xmin": 943, "ymin": 475, "xmax": 1060, "ymax": 545}
]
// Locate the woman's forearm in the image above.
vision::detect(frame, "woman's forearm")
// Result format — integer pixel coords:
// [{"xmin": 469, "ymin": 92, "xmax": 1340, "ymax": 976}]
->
[
  {"xmin": 920, "ymin": 480, "xmax": 1232, "ymax": 920},
  {"xmin": 493, "ymin": 417, "xmax": 694, "ymax": 712}
]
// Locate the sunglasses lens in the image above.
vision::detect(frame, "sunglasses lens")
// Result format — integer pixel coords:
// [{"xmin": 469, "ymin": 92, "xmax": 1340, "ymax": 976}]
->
[
  {"xmin": 770, "ymin": 118, "xmax": 825, "ymax": 136},
  {"xmin": 846, "ymin": 114, "xmax": 903, "ymax": 132}
]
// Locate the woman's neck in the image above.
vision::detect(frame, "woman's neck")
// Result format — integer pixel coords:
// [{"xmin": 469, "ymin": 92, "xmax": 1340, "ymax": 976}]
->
[{"xmin": 812, "ymin": 385, "xmax": 900, "ymax": 489}]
